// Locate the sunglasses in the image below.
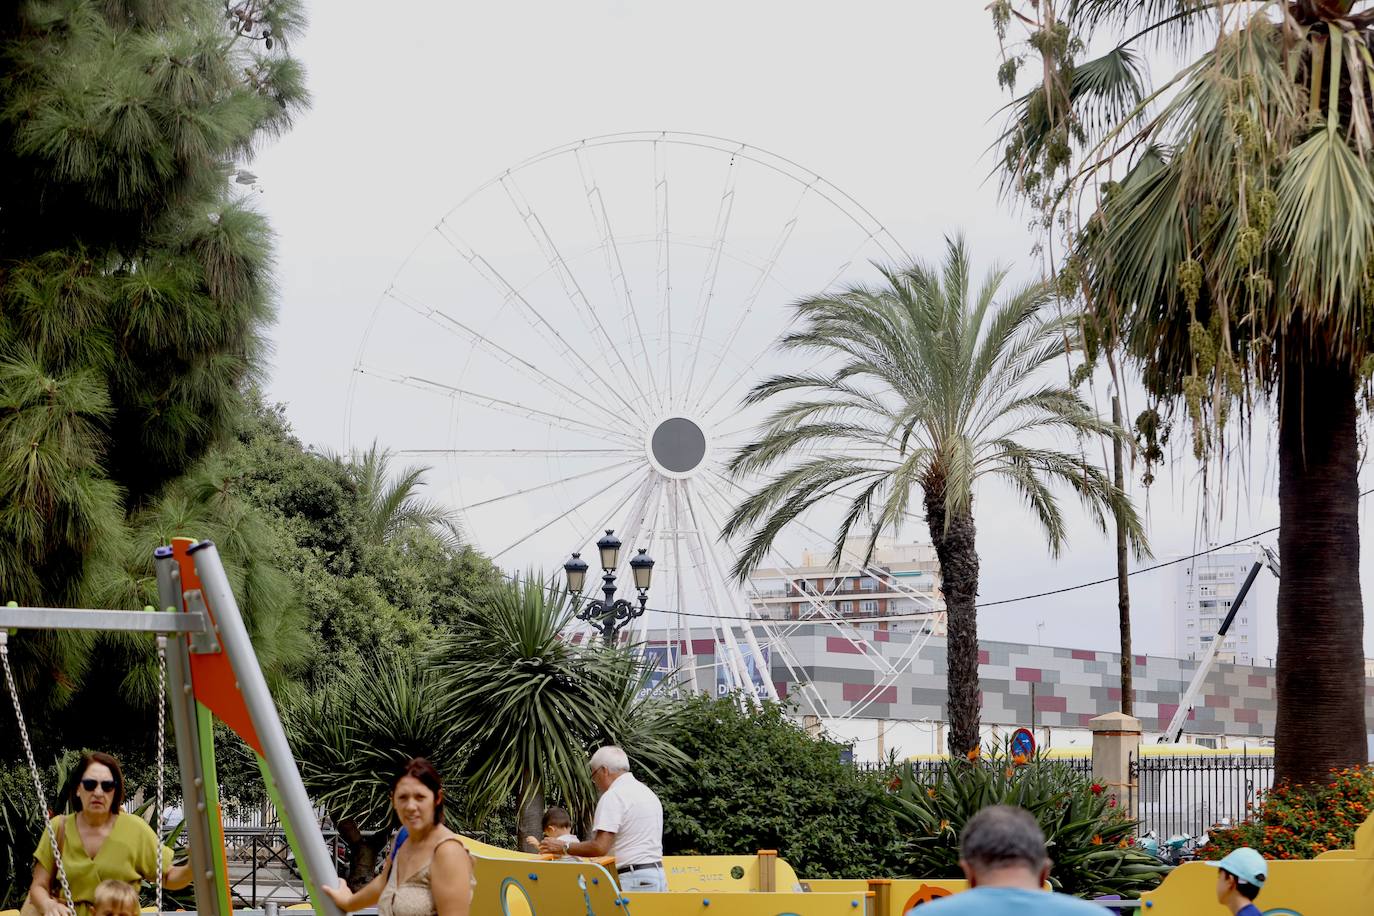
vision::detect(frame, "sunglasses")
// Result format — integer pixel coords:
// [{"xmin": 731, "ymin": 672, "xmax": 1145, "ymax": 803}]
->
[{"xmin": 80, "ymin": 779, "xmax": 117, "ymax": 793}]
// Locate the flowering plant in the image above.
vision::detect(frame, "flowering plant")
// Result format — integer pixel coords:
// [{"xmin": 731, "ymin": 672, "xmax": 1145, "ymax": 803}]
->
[{"xmin": 1203, "ymin": 765, "xmax": 1374, "ymax": 861}]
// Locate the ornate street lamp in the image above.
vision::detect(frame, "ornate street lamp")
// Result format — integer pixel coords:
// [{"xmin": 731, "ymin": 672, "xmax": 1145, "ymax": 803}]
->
[{"xmin": 564, "ymin": 530, "xmax": 654, "ymax": 646}]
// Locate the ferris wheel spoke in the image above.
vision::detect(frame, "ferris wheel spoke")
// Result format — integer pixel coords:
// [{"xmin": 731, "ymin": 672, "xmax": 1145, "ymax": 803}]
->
[
  {"xmin": 492, "ymin": 466, "xmax": 648, "ymax": 561},
  {"xmin": 454, "ymin": 459, "xmax": 642, "ymax": 513},
  {"xmin": 683, "ymin": 479, "xmax": 779, "ymax": 701},
  {"xmin": 679, "ymin": 491, "xmax": 756, "ymax": 704},
  {"xmin": 707, "ymin": 468, "xmax": 940, "ymax": 612},
  {"xmin": 700, "ymin": 470, "xmax": 896, "ymax": 674},
  {"xmin": 395, "ymin": 448, "xmax": 638, "ymax": 458},
  {"xmin": 574, "ymin": 146, "xmax": 660, "ymax": 406},
  {"xmin": 697, "ymin": 235, "xmax": 886, "ymax": 423},
  {"xmin": 357, "ymin": 365, "xmax": 641, "ymax": 446},
  {"xmin": 497, "ymin": 174, "xmax": 654, "ymax": 410},
  {"xmin": 682, "ymin": 150, "xmax": 740, "ymax": 405},
  {"xmin": 667, "ymin": 481, "xmax": 698, "ymax": 693},
  {"xmin": 653, "ymin": 138, "xmax": 674, "ymax": 406},
  {"xmin": 434, "ymin": 221, "xmax": 643, "ymax": 419},
  {"xmin": 382, "ymin": 287, "xmax": 638, "ymax": 436},
  {"xmin": 690, "ymin": 182, "xmax": 812, "ymax": 415},
  {"xmin": 692, "ymin": 484, "xmax": 831, "ymax": 717}
]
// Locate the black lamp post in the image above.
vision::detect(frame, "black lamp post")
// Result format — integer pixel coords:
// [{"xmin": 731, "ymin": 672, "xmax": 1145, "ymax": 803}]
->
[{"xmin": 564, "ymin": 530, "xmax": 654, "ymax": 646}]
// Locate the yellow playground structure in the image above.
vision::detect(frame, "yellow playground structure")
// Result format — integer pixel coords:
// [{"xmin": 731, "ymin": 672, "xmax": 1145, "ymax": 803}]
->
[{"xmin": 2, "ymin": 538, "xmax": 1371, "ymax": 915}]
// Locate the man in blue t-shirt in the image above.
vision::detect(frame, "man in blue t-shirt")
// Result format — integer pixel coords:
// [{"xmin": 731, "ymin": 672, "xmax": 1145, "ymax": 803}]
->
[
  {"xmin": 918, "ymin": 805, "xmax": 1104, "ymax": 914},
  {"xmin": 1205, "ymin": 847, "xmax": 1268, "ymax": 916}
]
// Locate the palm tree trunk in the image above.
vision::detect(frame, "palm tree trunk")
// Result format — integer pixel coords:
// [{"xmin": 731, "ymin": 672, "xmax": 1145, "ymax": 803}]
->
[
  {"xmin": 924, "ymin": 479, "xmax": 981, "ymax": 756},
  {"xmin": 1274, "ymin": 354, "xmax": 1367, "ymax": 785},
  {"xmin": 517, "ymin": 773, "xmax": 545, "ymax": 848},
  {"xmin": 1112, "ymin": 396, "xmax": 1133, "ymax": 717}
]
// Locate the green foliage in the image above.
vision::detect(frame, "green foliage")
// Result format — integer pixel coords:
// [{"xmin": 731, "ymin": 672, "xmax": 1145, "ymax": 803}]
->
[
  {"xmin": 430, "ymin": 574, "xmax": 687, "ymax": 837},
  {"xmin": 283, "ymin": 655, "xmax": 471, "ymax": 834},
  {"xmin": 1204, "ymin": 766, "xmax": 1374, "ymax": 861},
  {"xmin": 724, "ymin": 235, "xmax": 1147, "ymax": 579},
  {"xmin": 0, "ymin": 0, "xmax": 312, "ymax": 742},
  {"xmin": 883, "ymin": 750, "xmax": 1169, "ymax": 898},
  {"xmin": 647, "ymin": 696, "xmax": 903, "ymax": 879}
]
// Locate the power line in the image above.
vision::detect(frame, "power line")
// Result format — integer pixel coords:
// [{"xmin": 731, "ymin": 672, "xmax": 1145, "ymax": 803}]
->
[{"xmin": 487, "ymin": 492, "xmax": 1367, "ymax": 625}]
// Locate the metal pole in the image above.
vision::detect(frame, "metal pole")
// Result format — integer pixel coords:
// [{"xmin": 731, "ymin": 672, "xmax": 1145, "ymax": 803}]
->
[
  {"xmin": 156, "ymin": 548, "xmax": 222, "ymax": 916},
  {"xmin": 187, "ymin": 541, "xmax": 343, "ymax": 916},
  {"xmin": 601, "ymin": 570, "xmax": 617, "ymax": 646}
]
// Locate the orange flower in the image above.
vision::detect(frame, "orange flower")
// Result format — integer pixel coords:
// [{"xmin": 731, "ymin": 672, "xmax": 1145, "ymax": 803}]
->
[
  {"xmin": 1012, "ymin": 753, "xmax": 1029, "ymax": 766},
  {"xmin": 940, "ymin": 819, "xmax": 951, "ymax": 832},
  {"xmin": 1091, "ymin": 835, "xmax": 1103, "ymax": 846},
  {"xmin": 926, "ymin": 787, "xmax": 937, "ymax": 799},
  {"xmin": 1005, "ymin": 768, "xmax": 1015, "ymax": 778},
  {"xmin": 966, "ymin": 746, "xmax": 981, "ymax": 761}
]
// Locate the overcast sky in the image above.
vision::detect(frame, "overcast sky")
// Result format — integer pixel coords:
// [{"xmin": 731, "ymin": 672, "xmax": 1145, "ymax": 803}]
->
[{"xmin": 250, "ymin": 0, "xmax": 1374, "ymax": 657}]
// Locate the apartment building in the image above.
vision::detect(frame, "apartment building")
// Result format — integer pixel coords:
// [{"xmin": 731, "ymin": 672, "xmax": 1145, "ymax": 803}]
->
[
  {"xmin": 1171, "ymin": 545, "xmax": 1277, "ymax": 667},
  {"xmin": 746, "ymin": 535, "xmax": 946, "ymax": 634}
]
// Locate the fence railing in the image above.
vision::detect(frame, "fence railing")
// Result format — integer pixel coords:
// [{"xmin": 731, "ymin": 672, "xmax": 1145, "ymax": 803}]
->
[
  {"xmin": 1131, "ymin": 751, "xmax": 1274, "ymax": 839},
  {"xmin": 221, "ymin": 827, "xmax": 340, "ymax": 906}
]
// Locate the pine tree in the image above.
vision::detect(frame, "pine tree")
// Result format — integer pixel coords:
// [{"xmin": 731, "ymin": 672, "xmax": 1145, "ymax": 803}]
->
[{"xmin": 0, "ymin": 0, "xmax": 307, "ymax": 605}]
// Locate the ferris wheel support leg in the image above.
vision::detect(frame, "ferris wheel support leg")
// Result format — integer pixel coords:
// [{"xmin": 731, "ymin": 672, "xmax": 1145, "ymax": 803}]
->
[{"xmin": 186, "ymin": 541, "xmax": 344, "ymax": 916}]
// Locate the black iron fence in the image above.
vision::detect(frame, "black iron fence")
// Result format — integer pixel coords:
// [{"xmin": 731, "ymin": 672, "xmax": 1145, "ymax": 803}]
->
[
  {"xmin": 1130, "ymin": 751, "xmax": 1274, "ymax": 839},
  {"xmin": 850, "ymin": 756, "xmax": 1094, "ymax": 779},
  {"xmin": 222, "ymin": 827, "xmax": 343, "ymax": 906}
]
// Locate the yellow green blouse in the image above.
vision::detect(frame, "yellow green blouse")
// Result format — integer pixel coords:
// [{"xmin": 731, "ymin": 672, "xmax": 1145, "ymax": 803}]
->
[{"xmin": 33, "ymin": 813, "xmax": 175, "ymax": 916}]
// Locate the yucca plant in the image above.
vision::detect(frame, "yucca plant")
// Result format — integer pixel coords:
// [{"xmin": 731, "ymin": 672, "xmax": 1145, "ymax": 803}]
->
[
  {"xmin": 431, "ymin": 573, "xmax": 686, "ymax": 844},
  {"xmin": 992, "ymin": 0, "xmax": 1374, "ymax": 784},
  {"xmin": 883, "ymin": 747, "xmax": 1169, "ymax": 898},
  {"xmin": 284, "ymin": 655, "xmax": 469, "ymax": 889}
]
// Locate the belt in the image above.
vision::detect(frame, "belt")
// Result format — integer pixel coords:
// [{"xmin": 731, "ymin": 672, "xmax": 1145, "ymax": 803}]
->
[{"xmin": 617, "ymin": 861, "xmax": 663, "ymax": 874}]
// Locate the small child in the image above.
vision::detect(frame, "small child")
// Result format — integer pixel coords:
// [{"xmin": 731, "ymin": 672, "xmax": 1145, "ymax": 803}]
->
[
  {"xmin": 93, "ymin": 880, "xmax": 139, "ymax": 916},
  {"xmin": 523, "ymin": 806, "xmax": 578, "ymax": 855},
  {"xmin": 1207, "ymin": 847, "xmax": 1268, "ymax": 916}
]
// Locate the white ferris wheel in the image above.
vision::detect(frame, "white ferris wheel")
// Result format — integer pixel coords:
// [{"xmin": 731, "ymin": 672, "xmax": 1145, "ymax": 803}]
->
[{"xmin": 346, "ymin": 132, "xmax": 942, "ymax": 721}]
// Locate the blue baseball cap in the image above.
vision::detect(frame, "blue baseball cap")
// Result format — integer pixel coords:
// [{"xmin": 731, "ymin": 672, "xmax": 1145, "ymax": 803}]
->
[{"xmin": 1206, "ymin": 847, "xmax": 1268, "ymax": 887}]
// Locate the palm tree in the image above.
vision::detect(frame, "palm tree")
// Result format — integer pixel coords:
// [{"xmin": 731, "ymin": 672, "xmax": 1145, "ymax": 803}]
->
[
  {"xmin": 338, "ymin": 443, "xmax": 464, "ymax": 549},
  {"xmin": 993, "ymin": 1, "xmax": 1374, "ymax": 784},
  {"xmin": 284, "ymin": 656, "xmax": 468, "ymax": 889},
  {"xmin": 724, "ymin": 238, "xmax": 1146, "ymax": 756},
  {"xmin": 430, "ymin": 574, "xmax": 686, "ymax": 843}
]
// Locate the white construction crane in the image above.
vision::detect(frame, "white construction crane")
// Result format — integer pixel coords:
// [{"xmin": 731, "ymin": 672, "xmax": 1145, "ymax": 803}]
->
[{"xmin": 1161, "ymin": 544, "xmax": 1280, "ymax": 743}]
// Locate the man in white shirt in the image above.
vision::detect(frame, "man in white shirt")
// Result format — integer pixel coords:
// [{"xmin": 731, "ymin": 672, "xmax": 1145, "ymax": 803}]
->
[{"xmin": 539, "ymin": 745, "xmax": 665, "ymax": 892}]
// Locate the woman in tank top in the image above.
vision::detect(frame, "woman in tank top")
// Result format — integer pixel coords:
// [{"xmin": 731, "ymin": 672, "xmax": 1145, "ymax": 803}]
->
[{"xmin": 322, "ymin": 758, "xmax": 472, "ymax": 916}]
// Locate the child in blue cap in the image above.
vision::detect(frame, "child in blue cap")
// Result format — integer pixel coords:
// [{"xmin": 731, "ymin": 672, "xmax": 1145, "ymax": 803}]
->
[{"xmin": 1206, "ymin": 847, "xmax": 1268, "ymax": 916}]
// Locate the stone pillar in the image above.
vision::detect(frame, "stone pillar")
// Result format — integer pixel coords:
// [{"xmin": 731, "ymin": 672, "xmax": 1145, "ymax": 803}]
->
[
  {"xmin": 802, "ymin": 714, "xmax": 823, "ymax": 738},
  {"xmin": 1090, "ymin": 711, "xmax": 1141, "ymax": 820}
]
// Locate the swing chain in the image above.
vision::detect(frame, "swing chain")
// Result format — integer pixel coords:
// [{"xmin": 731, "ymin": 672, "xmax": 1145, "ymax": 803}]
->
[
  {"xmin": 155, "ymin": 636, "xmax": 167, "ymax": 916},
  {"xmin": 0, "ymin": 633, "xmax": 77, "ymax": 916}
]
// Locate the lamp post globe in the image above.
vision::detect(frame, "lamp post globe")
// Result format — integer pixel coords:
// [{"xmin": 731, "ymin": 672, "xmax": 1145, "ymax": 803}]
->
[
  {"xmin": 630, "ymin": 548, "xmax": 655, "ymax": 592},
  {"xmin": 563, "ymin": 552, "xmax": 589, "ymax": 594},
  {"xmin": 596, "ymin": 530, "xmax": 622, "ymax": 571}
]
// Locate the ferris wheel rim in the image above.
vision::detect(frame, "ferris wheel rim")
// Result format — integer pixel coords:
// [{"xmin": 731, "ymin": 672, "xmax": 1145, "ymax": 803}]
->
[{"xmin": 345, "ymin": 131, "xmax": 930, "ymax": 718}]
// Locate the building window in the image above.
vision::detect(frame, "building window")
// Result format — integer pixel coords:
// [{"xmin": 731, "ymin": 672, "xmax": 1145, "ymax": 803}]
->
[
  {"xmin": 859, "ymin": 599, "xmax": 878, "ymax": 612},
  {"xmin": 838, "ymin": 601, "xmax": 853, "ymax": 613},
  {"xmin": 1186, "ymin": 620, "xmax": 1196, "ymax": 628},
  {"xmin": 860, "ymin": 577, "xmax": 878, "ymax": 591}
]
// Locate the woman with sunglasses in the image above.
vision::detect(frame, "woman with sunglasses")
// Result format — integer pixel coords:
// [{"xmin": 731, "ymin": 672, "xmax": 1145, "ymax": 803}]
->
[{"xmin": 26, "ymin": 752, "xmax": 192, "ymax": 916}]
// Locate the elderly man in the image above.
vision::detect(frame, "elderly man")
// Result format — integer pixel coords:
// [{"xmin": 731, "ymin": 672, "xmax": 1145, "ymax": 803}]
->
[
  {"xmin": 540, "ymin": 745, "xmax": 665, "ymax": 891},
  {"xmin": 922, "ymin": 805, "xmax": 1102, "ymax": 914}
]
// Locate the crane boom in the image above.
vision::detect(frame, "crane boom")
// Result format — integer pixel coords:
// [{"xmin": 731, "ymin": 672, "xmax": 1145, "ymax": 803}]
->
[{"xmin": 1162, "ymin": 545, "xmax": 1280, "ymax": 743}]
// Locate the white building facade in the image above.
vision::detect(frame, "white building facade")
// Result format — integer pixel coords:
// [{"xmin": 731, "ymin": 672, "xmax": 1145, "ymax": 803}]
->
[{"xmin": 1170, "ymin": 545, "xmax": 1278, "ymax": 667}]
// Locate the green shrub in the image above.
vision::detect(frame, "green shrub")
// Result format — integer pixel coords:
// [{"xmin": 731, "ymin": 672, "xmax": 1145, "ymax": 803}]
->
[
  {"xmin": 882, "ymin": 748, "xmax": 1169, "ymax": 898},
  {"xmin": 1203, "ymin": 765, "xmax": 1374, "ymax": 860},
  {"xmin": 645, "ymin": 696, "xmax": 903, "ymax": 878}
]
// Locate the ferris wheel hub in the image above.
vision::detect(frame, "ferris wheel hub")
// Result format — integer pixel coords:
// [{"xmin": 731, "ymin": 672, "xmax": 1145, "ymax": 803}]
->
[{"xmin": 647, "ymin": 416, "xmax": 708, "ymax": 479}]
